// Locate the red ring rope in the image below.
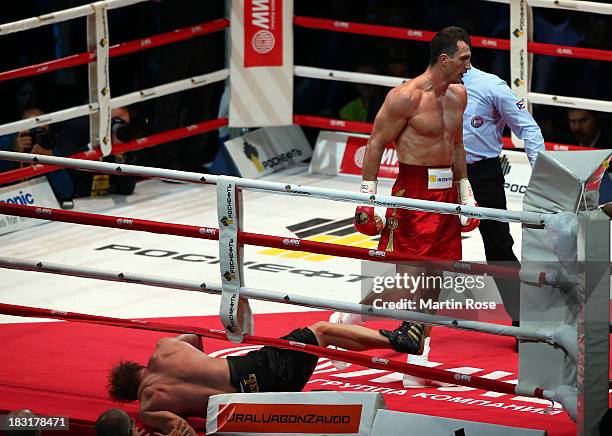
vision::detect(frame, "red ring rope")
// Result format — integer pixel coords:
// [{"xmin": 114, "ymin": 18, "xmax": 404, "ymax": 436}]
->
[
  {"xmin": 0, "ymin": 19, "xmax": 229, "ymax": 83},
  {"xmin": 293, "ymin": 114, "xmax": 593, "ymax": 151},
  {"xmin": 0, "ymin": 301, "xmax": 541, "ymax": 398},
  {"xmin": 294, "ymin": 16, "xmax": 612, "ymax": 62},
  {"xmin": 0, "ymin": 202, "xmax": 522, "ymax": 280}
]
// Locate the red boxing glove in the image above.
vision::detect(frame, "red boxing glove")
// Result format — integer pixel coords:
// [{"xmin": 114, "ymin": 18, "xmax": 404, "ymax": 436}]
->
[
  {"xmin": 355, "ymin": 206, "xmax": 385, "ymax": 235},
  {"xmin": 457, "ymin": 178, "xmax": 480, "ymax": 232},
  {"xmin": 355, "ymin": 180, "xmax": 386, "ymax": 235}
]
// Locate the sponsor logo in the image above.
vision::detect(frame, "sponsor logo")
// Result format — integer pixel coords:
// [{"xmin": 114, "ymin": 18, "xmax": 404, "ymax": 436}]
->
[
  {"xmin": 354, "ymin": 146, "xmax": 367, "ymax": 168},
  {"xmin": 454, "ymin": 373, "xmax": 472, "ymax": 382},
  {"xmin": 504, "ymin": 183, "xmax": 527, "ymax": 194},
  {"xmin": 220, "ymin": 216, "xmax": 234, "ymax": 226},
  {"xmin": 371, "ymin": 357, "xmax": 389, "ymax": 365},
  {"xmin": 471, "ymin": 116, "xmax": 484, "ymax": 128},
  {"xmin": 551, "ymin": 96, "xmax": 576, "ymax": 106},
  {"xmin": 227, "ymin": 238, "xmax": 236, "ymax": 275},
  {"xmin": 334, "ymin": 21, "xmax": 349, "ymax": 29},
  {"xmin": 330, "ymin": 119, "xmax": 346, "ymax": 127},
  {"xmin": 499, "ymin": 154, "xmax": 511, "ymax": 176},
  {"xmin": 217, "ymin": 403, "xmax": 361, "ymax": 432},
  {"xmin": 226, "ymin": 292, "xmax": 238, "ymax": 332},
  {"xmin": 199, "ymin": 227, "xmax": 217, "ymax": 235},
  {"xmin": 35, "ymin": 208, "xmax": 52, "ymax": 215},
  {"xmin": 252, "ymin": 30, "xmax": 275, "ymax": 54},
  {"xmin": 515, "ymin": 99, "xmax": 526, "ymax": 110},
  {"xmin": 1, "ymin": 191, "xmax": 35, "ymax": 205},
  {"xmin": 242, "ymin": 139, "xmax": 264, "ymax": 172},
  {"xmin": 406, "ymin": 30, "xmax": 423, "ymax": 37},
  {"xmin": 481, "ymin": 39, "xmax": 498, "ymax": 47},
  {"xmin": 368, "ymin": 249, "xmax": 386, "ymax": 258},
  {"xmin": 261, "ymin": 149, "xmax": 303, "ymax": 170},
  {"xmin": 116, "ymin": 218, "xmax": 133, "ymax": 226},
  {"xmin": 282, "ymin": 238, "xmax": 300, "ymax": 246},
  {"xmin": 244, "ymin": 0, "xmax": 282, "ymax": 67},
  {"xmin": 226, "ymin": 185, "xmax": 234, "ymax": 219},
  {"xmin": 557, "ymin": 48, "xmax": 572, "ymax": 55},
  {"xmin": 288, "ymin": 341, "xmax": 306, "ymax": 347},
  {"xmin": 95, "ymin": 244, "xmax": 369, "ymax": 283}
]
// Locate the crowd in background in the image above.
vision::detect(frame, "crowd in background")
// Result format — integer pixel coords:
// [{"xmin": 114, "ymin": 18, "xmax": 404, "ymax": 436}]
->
[{"xmin": 0, "ymin": 0, "xmax": 611, "ymax": 187}]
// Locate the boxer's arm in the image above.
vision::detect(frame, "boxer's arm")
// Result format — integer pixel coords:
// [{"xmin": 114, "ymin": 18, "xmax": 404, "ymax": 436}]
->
[
  {"xmin": 176, "ymin": 334, "xmax": 203, "ymax": 351},
  {"xmin": 452, "ymin": 86, "xmax": 469, "ymax": 180},
  {"xmin": 362, "ymin": 88, "xmax": 417, "ymax": 181},
  {"xmin": 141, "ymin": 404, "xmax": 196, "ymax": 435}
]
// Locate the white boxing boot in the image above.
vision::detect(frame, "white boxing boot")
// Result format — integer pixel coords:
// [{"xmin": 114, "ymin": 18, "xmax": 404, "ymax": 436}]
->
[
  {"xmin": 403, "ymin": 337, "xmax": 434, "ymax": 387},
  {"xmin": 328, "ymin": 311, "xmax": 363, "ymax": 370}
]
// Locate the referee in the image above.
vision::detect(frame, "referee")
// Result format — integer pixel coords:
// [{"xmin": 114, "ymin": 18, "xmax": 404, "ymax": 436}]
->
[{"xmin": 462, "ymin": 65, "xmax": 545, "ymax": 334}]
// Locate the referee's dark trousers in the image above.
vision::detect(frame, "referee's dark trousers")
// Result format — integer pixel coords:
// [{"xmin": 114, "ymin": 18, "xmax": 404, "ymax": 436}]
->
[{"xmin": 467, "ymin": 157, "xmax": 520, "ymax": 325}]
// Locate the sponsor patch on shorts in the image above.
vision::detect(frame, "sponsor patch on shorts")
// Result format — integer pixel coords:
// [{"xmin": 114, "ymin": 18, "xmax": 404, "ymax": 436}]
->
[{"xmin": 427, "ymin": 168, "xmax": 453, "ymax": 189}]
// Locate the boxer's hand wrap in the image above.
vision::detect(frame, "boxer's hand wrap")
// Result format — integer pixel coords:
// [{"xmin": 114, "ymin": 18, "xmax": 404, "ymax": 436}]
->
[
  {"xmin": 354, "ymin": 180, "xmax": 386, "ymax": 235},
  {"xmin": 457, "ymin": 178, "xmax": 480, "ymax": 232}
]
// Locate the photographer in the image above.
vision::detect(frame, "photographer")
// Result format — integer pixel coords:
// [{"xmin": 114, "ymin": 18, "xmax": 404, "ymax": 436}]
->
[
  {"xmin": 6, "ymin": 108, "xmax": 75, "ymax": 207},
  {"xmin": 68, "ymin": 107, "xmax": 138, "ymax": 198}
]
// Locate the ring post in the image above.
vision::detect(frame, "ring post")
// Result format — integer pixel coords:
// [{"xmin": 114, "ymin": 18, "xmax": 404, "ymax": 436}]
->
[
  {"xmin": 217, "ymin": 176, "xmax": 253, "ymax": 342},
  {"xmin": 520, "ymin": 150, "xmax": 611, "ymax": 433},
  {"xmin": 87, "ymin": 2, "xmax": 112, "ymax": 156},
  {"xmin": 576, "ymin": 208, "xmax": 610, "ymax": 434}
]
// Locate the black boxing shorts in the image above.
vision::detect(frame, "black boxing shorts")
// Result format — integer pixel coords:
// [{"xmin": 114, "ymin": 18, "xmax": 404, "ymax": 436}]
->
[{"xmin": 226, "ymin": 327, "xmax": 319, "ymax": 393}]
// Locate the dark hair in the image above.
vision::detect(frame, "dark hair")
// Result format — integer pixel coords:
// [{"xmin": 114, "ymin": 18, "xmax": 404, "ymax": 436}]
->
[
  {"xmin": 107, "ymin": 360, "xmax": 144, "ymax": 403},
  {"xmin": 95, "ymin": 408, "xmax": 133, "ymax": 436},
  {"xmin": 429, "ymin": 26, "xmax": 471, "ymax": 66}
]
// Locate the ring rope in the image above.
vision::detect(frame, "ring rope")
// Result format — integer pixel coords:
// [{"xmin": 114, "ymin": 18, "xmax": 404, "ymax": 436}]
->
[
  {"xmin": 0, "ymin": 117, "xmax": 227, "ymax": 185},
  {"xmin": 0, "ymin": 202, "xmax": 528, "ymax": 281},
  {"xmin": 294, "ymin": 16, "xmax": 612, "ymax": 62},
  {"xmin": 293, "ymin": 114, "xmax": 596, "ymax": 151},
  {"xmin": 0, "ymin": 18, "xmax": 229, "ymax": 83},
  {"xmin": 0, "ymin": 151, "xmax": 546, "ymax": 225},
  {"xmin": 0, "ymin": 301, "xmax": 552, "ymax": 399},
  {"xmin": 0, "ymin": 0, "xmax": 147, "ymax": 35},
  {"xmin": 0, "ymin": 68, "xmax": 229, "ymax": 136},
  {"xmin": 0, "ymin": 256, "xmax": 549, "ymax": 342}
]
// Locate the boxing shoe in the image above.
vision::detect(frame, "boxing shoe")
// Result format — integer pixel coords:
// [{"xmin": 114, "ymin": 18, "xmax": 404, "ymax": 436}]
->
[
  {"xmin": 328, "ymin": 311, "xmax": 363, "ymax": 371},
  {"xmin": 379, "ymin": 322, "xmax": 426, "ymax": 354}
]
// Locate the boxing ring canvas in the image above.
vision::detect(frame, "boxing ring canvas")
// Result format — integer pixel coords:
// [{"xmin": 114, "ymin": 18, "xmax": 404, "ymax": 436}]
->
[{"xmin": 0, "ymin": 166, "xmax": 610, "ymax": 436}]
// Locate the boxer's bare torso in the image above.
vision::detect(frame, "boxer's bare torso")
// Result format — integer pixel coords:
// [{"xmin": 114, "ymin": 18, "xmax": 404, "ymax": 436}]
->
[
  {"xmin": 137, "ymin": 338, "xmax": 236, "ymax": 433},
  {"xmin": 361, "ymin": 41, "xmax": 471, "ymax": 179}
]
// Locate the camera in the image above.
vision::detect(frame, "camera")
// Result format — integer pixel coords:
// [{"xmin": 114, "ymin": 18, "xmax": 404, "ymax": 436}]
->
[
  {"xmin": 111, "ymin": 116, "xmax": 133, "ymax": 143},
  {"xmin": 28, "ymin": 127, "xmax": 55, "ymax": 150}
]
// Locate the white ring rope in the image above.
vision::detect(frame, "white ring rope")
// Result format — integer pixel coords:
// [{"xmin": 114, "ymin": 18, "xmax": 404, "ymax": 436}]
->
[
  {"xmin": 0, "ymin": 68, "xmax": 229, "ymax": 136},
  {"xmin": 480, "ymin": 0, "xmax": 612, "ymax": 15},
  {"xmin": 295, "ymin": 65, "xmax": 407, "ymax": 88},
  {"xmin": 296, "ymin": 66, "xmax": 612, "ymax": 113},
  {"xmin": 0, "ymin": 255, "xmax": 553, "ymax": 343},
  {"xmin": 0, "ymin": 151, "xmax": 547, "ymax": 225},
  {"xmin": 0, "ymin": 0, "xmax": 150, "ymax": 35}
]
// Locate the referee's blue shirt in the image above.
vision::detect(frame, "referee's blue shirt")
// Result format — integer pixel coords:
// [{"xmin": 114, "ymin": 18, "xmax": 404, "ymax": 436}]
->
[{"xmin": 462, "ymin": 66, "xmax": 545, "ymax": 167}]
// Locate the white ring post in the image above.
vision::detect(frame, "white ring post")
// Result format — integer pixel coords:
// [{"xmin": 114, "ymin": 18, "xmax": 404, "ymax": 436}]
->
[
  {"xmin": 87, "ymin": 2, "xmax": 112, "ymax": 156},
  {"xmin": 509, "ymin": 0, "xmax": 530, "ymax": 149},
  {"xmin": 217, "ymin": 176, "xmax": 252, "ymax": 342}
]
